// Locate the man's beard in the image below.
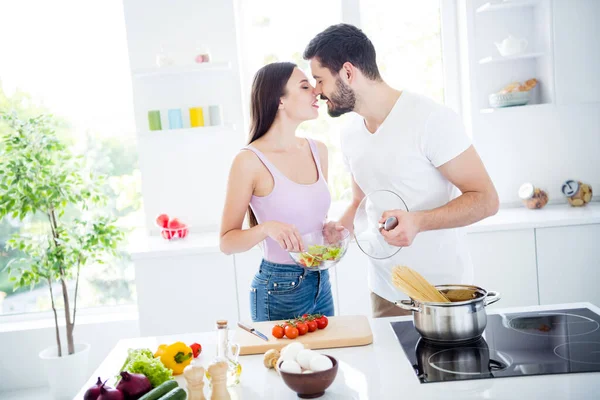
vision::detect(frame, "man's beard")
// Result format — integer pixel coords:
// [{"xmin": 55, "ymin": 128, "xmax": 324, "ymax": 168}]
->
[{"xmin": 321, "ymin": 78, "xmax": 356, "ymax": 118}]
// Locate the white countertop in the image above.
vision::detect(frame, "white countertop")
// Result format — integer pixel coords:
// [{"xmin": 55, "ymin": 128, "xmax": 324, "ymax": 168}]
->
[
  {"xmin": 129, "ymin": 203, "xmax": 600, "ymax": 259},
  {"xmin": 75, "ymin": 302, "xmax": 600, "ymax": 400},
  {"xmin": 466, "ymin": 202, "xmax": 600, "ymax": 233}
]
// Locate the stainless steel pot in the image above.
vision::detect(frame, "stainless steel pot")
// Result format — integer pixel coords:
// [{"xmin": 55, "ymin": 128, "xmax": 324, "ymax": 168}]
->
[
  {"xmin": 414, "ymin": 336, "xmax": 509, "ymax": 382},
  {"xmin": 395, "ymin": 284, "xmax": 501, "ymax": 342}
]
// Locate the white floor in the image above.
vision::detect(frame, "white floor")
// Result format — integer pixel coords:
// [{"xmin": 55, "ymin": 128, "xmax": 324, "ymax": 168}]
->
[{"xmin": 0, "ymin": 387, "xmax": 51, "ymax": 400}]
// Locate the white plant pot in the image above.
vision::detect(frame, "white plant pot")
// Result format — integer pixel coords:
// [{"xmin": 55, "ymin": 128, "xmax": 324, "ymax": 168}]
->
[{"xmin": 39, "ymin": 342, "xmax": 91, "ymax": 400}]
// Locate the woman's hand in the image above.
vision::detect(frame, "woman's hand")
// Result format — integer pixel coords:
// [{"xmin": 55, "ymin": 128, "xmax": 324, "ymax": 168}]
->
[
  {"xmin": 261, "ymin": 221, "xmax": 305, "ymax": 252},
  {"xmin": 323, "ymin": 221, "xmax": 345, "ymax": 244}
]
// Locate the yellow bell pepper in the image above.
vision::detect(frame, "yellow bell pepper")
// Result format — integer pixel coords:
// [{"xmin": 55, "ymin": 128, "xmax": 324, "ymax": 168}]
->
[
  {"xmin": 154, "ymin": 344, "xmax": 167, "ymax": 358},
  {"xmin": 156, "ymin": 342, "xmax": 193, "ymax": 375}
]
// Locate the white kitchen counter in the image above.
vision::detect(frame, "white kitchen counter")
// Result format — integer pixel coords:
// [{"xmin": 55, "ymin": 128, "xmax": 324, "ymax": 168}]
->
[
  {"xmin": 129, "ymin": 203, "xmax": 600, "ymax": 259},
  {"xmin": 128, "ymin": 229, "xmax": 221, "ymax": 260},
  {"xmin": 75, "ymin": 302, "xmax": 600, "ymax": 400},
  {"xmin": 466, "ymin": 202, "xmax": 600, "ymax": 233}
]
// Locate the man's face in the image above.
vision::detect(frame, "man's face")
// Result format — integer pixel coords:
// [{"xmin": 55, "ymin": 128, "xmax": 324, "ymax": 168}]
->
[{"xmin": 310, "ymin": 59, "xmax": 356, "ymax": 118}]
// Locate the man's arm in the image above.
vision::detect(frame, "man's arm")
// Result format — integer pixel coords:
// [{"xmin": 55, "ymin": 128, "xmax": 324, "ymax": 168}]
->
[
  {"xmin": 381, "ymin": 146, "xmax": 499, "ymax": 246},
  {"xmin": 324, "ymin": 175, "xmax": 365, "ymax": 240},
  {"xmin": 339, "ymin": 176, "xmax": 365, "ymax": 234},
  {"xmin": 419, "ymin": 145, "xmax": 499, "ymax": 230}
]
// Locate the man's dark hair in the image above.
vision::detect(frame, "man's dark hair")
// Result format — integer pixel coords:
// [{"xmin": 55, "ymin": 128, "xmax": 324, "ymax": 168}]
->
[{"xmin": 303, "ymin": 23, "xmax": 381, "ymax": 81}]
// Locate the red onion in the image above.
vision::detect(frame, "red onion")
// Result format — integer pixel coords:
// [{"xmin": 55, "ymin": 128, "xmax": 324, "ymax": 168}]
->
[
  {"xmin": 84, "ymin": 377, "xmax": 106, "ymax": 400},
  {"xmin": 116, "ymin": 371, "xmax": 152, "ymax": 400},
  {"xmin": 97, "ymin": 382, "xmax": 124, "ymax": 400}
]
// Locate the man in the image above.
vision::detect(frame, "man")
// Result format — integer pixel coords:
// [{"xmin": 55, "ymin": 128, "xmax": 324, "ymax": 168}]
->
[{"xmin": 304, "ymin": 24, "xmax": 499, "ymax": 318}]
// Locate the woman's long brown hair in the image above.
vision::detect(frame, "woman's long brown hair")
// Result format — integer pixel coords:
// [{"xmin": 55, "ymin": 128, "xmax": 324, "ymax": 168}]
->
[{"xmin": 246, "ymin": 62, "xmax": 296, "ymax": 228}]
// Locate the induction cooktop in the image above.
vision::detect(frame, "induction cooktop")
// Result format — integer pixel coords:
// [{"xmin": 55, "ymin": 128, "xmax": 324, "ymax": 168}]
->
[{"xmin": 391, "ymin": 308, "xmax": 600, "ymax": 383}]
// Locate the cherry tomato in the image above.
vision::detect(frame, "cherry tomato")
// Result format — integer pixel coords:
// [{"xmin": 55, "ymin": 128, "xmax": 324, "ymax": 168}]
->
[
  {"xmin": 316, "ymin": 316, "xmax": 328, "ymax": 329},
  {"xmin": 284, "ymin": 325, "xmax": 299, "ymax": 339},
  {"xmin": 296, "ymin": 321, "xmax": 308, "ymax": 336},
  {"xmin": 302, "ymin": 314, "xmax": 309, "ymax": 319},
  {"xmin": 272, "ymin": 325, "xmax": 284, "ymax": 339},
  {"xmin": 306, "ymin": 320, "xmax": 317, "ymax": 332}
]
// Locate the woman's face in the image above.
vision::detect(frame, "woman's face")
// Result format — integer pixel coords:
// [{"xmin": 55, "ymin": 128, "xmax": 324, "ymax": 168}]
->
[{"xmin": 280, "ymin": 68, "xmax": 319, "ymax": 121}]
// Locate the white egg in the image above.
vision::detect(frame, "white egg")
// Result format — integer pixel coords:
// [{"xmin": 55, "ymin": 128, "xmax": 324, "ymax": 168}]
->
[
  {"xmin": 302, "ymin": 370, "xmax": 313, "ymax": 374},
  {"xmin": 280, "ymin": 360, "xmax": 302, "ymax": 374},
  {"xmin": 280, "ymin": 342, "xmax": 305, "ymax": 362},
  {"xmin": 309, "ymin": 354, "xmax": 333, "ymax": 372},
  {"xmin": 296, "ymin": 349, "xmax": 318, "ymax": 370}
]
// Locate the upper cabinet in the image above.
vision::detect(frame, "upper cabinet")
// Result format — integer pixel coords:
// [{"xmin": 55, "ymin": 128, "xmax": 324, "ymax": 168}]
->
[
  {"xmin": 553, "ymin": 0, "xmax": 600, "ymax": 104},
  {"xmin": 463, "ymin": 0, "xmax": 556, "ymax": 114}
]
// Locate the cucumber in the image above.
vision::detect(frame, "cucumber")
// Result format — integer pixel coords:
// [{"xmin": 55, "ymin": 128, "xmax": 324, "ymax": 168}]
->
[
  {"xmin": 159, "ymin": 387, "xmax": 187, "ymax": 400},
  {"xmin": 138, "ymin": 380, "xmax": 179, "ymax": 400}
]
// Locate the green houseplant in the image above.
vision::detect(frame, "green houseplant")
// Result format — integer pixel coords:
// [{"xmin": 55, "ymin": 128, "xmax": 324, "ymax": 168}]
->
[{"xmin": 0, "ymin": 112, "xmax": 125, "ymax": 397}]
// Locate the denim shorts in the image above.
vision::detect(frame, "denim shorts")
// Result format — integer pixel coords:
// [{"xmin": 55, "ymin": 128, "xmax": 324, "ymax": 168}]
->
[{"xmin": 249, "ymin": 259, "xmax": 335, "ymax": 322}]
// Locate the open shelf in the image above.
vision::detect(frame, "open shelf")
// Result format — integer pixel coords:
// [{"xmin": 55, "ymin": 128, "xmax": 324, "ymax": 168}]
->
[
  {"xmin": 479, "ymin": 103, "xmax": 553, "ymax": 114},
  {"xmin": 476, "ymin": 0, "xmax": 540, "ymax": 14},
  {"xmin": 479, "ymin": 52, "xmax": 545, "ymax": 64},
  {"xmin": 132, "ymin": 62, "xmax": 232, "ymax": 79},
  {"xmin": 139, "ymin": 124, "xmax": 236, "ymax": 136}
]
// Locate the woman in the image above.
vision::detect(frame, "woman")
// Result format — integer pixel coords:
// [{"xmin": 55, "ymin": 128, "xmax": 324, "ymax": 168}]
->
[{"xmin": 219, "ymin": 62, "xmax": 336, "ymax": 322}]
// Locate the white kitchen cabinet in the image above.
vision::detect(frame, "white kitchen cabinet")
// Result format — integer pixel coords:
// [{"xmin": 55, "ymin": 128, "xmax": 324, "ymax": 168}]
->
[
  {"xmin": 467, "ymin": 229, "xmax": 539, "ymax": 309},
  {"xmin": 553, "ymin": 0, "xmax": 600, "ymax": 104},
  {"xmin": 536, "ymin": 224, "xmax": 600, "ymax": 307},
  {"xmin": 135, "ymin": 253, "xmax": 238, "ymax": 336},
  {"xmin": 234, "ymin": 248, "xmax": 263, "ymax": 323},
  {"xmin": 335, "ymin": 243, "xmax": 372, "ymax": 317}
]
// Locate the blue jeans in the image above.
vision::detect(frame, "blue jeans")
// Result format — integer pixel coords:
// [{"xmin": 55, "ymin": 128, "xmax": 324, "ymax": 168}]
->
[{"xmin": 249, "ymin": 259, "xmax": 335, "ymax": 322}]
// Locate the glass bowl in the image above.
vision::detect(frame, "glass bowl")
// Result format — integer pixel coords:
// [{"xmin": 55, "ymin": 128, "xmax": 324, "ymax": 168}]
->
[
  {"xmin": 156, "ymin": 222, "xmax": 190, "ymax": 241},
  {"xmin": 288, "ymin": 228, "xmax": 350, "ymax": 270}
]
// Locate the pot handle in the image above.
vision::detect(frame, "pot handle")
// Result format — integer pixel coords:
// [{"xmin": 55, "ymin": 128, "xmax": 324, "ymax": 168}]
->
[
  {"xmin": 484, "ymin": 291, "xmax": 501, "ymax": 307},
  {"xmin": 394, "ymin": 299, "xmax": 421, "ymax": 313}
]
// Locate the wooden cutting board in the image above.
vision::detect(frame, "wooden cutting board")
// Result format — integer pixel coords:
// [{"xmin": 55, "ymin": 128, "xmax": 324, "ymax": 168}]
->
[{"xmin": 234, "ymin": 315, "xmax": 373, "ymax": 356}]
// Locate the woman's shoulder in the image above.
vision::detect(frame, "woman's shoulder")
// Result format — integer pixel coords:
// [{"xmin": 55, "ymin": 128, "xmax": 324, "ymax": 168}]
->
[
  {"xmin": 307, "ymin": 138, "xmax": 328, "ymax": 156},
  {"xmin": 232, "ymin": 148, "xmax": 263, "ymax": 172}
]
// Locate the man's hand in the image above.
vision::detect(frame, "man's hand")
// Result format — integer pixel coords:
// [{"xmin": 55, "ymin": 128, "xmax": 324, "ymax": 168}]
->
[
  {"xmin": 379, "ymin": 210, "xmax": 422, "ymax": 247},
  {"xmin": 323, "ymin": 221, "xmax": 346, "ymax": 244}
]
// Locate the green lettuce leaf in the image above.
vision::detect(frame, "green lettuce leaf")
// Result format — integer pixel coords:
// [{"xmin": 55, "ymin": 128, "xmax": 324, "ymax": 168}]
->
[{"xmin": 119, "ymin": 348, "xmax": 173, "ymax": 388}]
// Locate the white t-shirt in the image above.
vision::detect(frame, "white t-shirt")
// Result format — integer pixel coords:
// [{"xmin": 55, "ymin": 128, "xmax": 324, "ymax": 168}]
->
[{"xmin": 341, "ymin": 91, "xmax": 474, "ymax": 303}]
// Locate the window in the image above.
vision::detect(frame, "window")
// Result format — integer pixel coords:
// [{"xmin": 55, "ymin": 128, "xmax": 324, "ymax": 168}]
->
[
  {"xmin": 359, "ymin": 0, "xmax": 446, "ymax": 105},
  {"xmin": 0, "ymin": 1, "xmax": 140, "ymax": 315},
  {"xmin": 237, "ymin": 0, "xmax": 350, "ymax": 203},
  {"xmin": 238, "ymin": 0, "xmax": 449, "ymax": 216}
]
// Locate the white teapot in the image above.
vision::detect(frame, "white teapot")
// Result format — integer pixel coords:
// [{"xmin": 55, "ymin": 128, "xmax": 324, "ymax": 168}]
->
[{"xmin": 495, "ymin": 35, "xmax": 528, "ymax": 57}]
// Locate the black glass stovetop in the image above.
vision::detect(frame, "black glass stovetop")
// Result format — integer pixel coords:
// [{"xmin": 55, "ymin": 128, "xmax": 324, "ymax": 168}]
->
[{"xmin": 391, "ymin": 308, "xmax": 600, "ymax": 383}]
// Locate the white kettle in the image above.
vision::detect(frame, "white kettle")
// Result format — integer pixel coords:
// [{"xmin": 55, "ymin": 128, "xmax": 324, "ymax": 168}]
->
[{"xmin": 495, "ymin": 35, "xmax": 528, "ymax": 57}]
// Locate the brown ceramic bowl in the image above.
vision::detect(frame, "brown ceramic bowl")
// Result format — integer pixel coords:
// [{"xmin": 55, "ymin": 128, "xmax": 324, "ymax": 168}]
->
[{"xmin": 278, "ymin": 355, "xmax": 338, "ymax": 399}]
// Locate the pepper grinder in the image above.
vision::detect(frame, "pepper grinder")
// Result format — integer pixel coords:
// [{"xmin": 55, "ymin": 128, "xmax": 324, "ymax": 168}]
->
[
  {"xmin": 184, "ymin": 364, "xmax": 206, "ymax": 400},
  {"xmin": 208, "ymin": 361, "xmax": 230, "ymax": 400}
]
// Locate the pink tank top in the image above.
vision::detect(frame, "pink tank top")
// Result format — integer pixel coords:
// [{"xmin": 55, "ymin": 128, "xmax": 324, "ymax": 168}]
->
[{"xmin": 245, "ymin": 139, "xmax": 331, "ymax": 264}]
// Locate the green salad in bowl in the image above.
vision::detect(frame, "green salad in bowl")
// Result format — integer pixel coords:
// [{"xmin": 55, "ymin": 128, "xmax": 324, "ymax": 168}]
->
[{"xmin": 290, "ymin": 228, "xmax": 350, "ymax": 270}]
